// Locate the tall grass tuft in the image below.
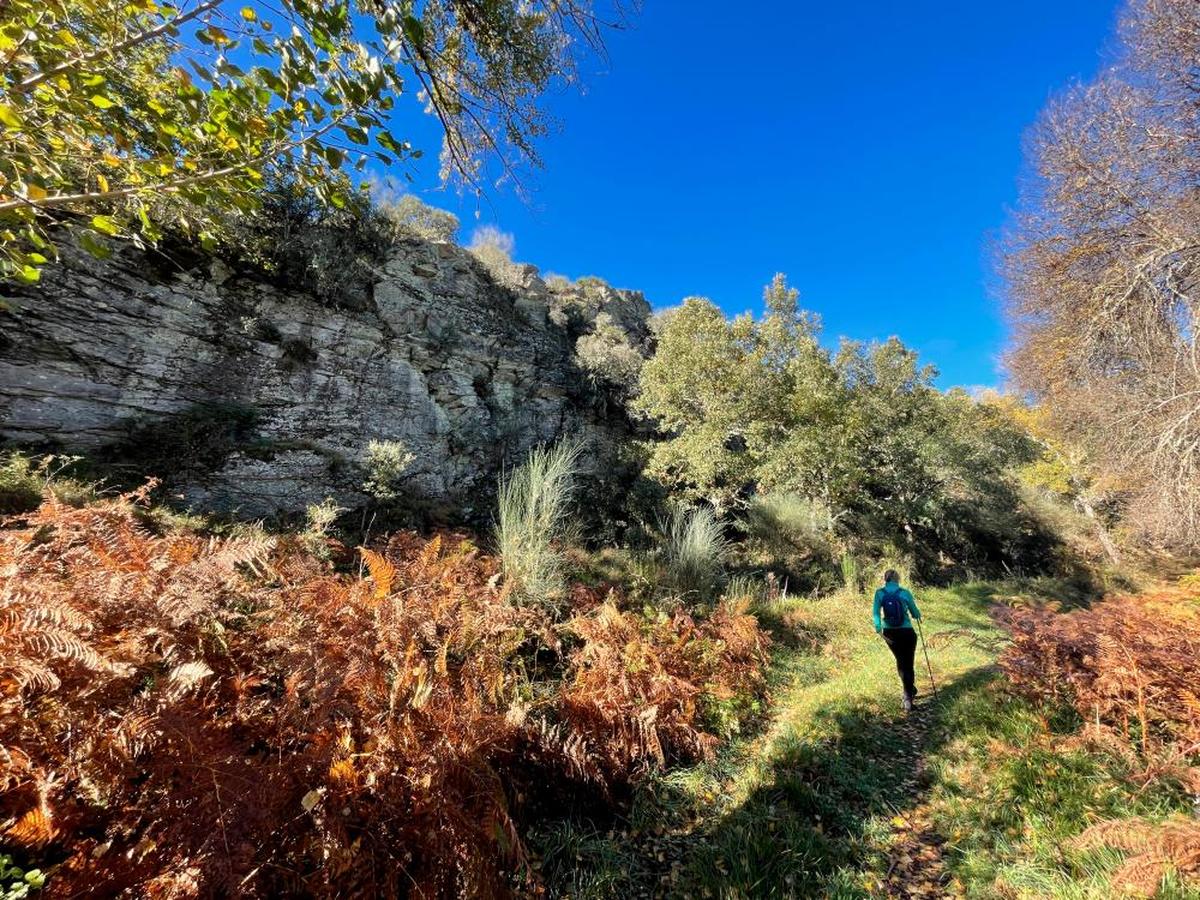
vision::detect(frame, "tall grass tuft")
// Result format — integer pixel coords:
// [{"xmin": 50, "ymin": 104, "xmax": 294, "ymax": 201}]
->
[
  {"xmin": 745, "ymin": 493, "xmax": 834, "ymax": 560},
  {"xmin": 496, "ymin": 440, "xmax": 582, "ymax": 609},
  {"xmin": 660, "ymin": 506, "xmax": 729, "ymax": 603}
]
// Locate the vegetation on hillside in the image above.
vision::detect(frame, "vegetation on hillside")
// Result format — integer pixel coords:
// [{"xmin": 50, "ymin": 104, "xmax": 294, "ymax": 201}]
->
[
  {"xmin": 0, "ymin": 470, "xmax": 768, "ymax": 896},
  {"xmin": 635, "ymin": 274, "xmax": 1073, "ymax": 586}
]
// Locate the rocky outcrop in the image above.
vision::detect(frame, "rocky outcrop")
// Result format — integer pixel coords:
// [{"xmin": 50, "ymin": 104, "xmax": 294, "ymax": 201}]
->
[{"xmin": 0, "ymin": 232, "xmax": 651, "ymax": 519}]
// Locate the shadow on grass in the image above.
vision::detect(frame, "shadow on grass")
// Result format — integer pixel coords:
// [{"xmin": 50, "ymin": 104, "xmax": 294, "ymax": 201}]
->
[
  {"xmin": 535, "ymin": 665, "xmax": 1003, "ymax": 898},
  {"xmin": 534, "ymin": 586, "xmax": 1019, "ymax": 898},
  {"xmin": 750, "ymin": 600, "xmax": 832, "ymax": 652},
  {"xmin": 655, "ymin": 666, "xmax": 1000, "ymax": 899}
]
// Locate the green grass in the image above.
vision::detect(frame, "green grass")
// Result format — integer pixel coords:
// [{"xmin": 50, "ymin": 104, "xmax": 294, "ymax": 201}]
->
[
  {"xmin": 0, "ymin": 451, "xmax": 97, "ymax": 513},
  {"xmin": 531, "ymin": 582, "xmax": 1200, "ymax": 898},
  {"xmin": 496, "ymin": 440, "xmax": 582, "ymax": 610}
]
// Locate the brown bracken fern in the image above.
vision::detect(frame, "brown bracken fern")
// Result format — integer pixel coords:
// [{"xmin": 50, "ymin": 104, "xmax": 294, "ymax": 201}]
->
[
  {"xmin": 0, "ymin": 488, "xmax": 768, "ymax": 897},
  {"xmin": 1001, "ymin": 587, "xmax": 1200, "ymax": 896}
]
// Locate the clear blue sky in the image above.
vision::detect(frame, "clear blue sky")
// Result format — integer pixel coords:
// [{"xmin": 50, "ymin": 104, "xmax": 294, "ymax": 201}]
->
[{"xmin": 388, "ymin": 1, "xmax": 1123, "ymax": 389}]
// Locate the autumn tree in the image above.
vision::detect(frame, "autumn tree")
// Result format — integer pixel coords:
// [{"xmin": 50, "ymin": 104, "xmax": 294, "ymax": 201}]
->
[
  {"xmin": 0, "ymin": 0, "xmax": 617, "ymax": 282},
  {"xmin": 1004, "ymin": 0, "xmax": 1200, "ymax": 547}
]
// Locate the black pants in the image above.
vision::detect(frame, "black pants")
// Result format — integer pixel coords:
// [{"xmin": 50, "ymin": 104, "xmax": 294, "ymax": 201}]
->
[{"xmin": 882, "ymin": 627, "xmax": 918, "ymax": 698}]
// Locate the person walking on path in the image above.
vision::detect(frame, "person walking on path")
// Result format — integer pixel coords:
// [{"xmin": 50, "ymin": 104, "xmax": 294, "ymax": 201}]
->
[{"xmin": 872, "ymin": 569, "xmax": 923, "ymax": 711}]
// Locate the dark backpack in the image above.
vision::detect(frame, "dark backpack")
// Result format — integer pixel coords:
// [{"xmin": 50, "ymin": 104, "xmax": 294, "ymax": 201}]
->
[{"xmin": 880, "ymin": 586, "xmax": 906, "ymax": 628}]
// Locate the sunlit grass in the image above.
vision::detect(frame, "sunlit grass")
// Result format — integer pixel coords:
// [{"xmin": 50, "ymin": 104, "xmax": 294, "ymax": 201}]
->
[
  {"xmin": 495, "ymin": 440, "xmax": 582, "ymax": 610},
  {"xmin": 532, "ymin": 580, "xmax": 1200, "ymax": 898}
]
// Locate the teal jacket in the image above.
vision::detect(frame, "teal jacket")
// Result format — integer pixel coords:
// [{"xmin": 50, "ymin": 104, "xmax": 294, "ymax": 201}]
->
[{"xmin": 872, "ymin": 582, "xmax": 921, "ymax": 632}]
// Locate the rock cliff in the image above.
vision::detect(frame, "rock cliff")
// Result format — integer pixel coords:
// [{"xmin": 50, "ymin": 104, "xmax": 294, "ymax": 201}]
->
[{"xmin": 0, "ymin": 232, "xmax": 651, "ymax": 519}]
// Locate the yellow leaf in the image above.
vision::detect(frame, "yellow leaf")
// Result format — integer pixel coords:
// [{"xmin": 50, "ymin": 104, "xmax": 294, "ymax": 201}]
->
[
  {"xmin": 96, "ymin": 173, "xmax": 109, "ymax": 193},
  {"xmin": 0, "ymin": 103, "xmax": 22, "ymax": 130},
  {"xmin": 26, "ymin": 184, "xmax": 47, "ymax": 201}
]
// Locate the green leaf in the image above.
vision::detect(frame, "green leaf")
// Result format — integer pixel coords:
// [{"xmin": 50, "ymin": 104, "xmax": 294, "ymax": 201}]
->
[
  {"xmin": 402, "ymin": 15, "xmax": 426, "ymax": 46},
  {"xmin": 91, "ymin": 215, "xmax": 120, "ymax": 236},
  {"xmin": 377, "ymin": 131, "xmax": 401, "ymax": 153},
  {"xmin": 78, "ymin": 231, "xmax": 113, "ymax": 259},
  {"xmin": 15, "ymin": 264, "xmax": 40, "ymax": 283}
]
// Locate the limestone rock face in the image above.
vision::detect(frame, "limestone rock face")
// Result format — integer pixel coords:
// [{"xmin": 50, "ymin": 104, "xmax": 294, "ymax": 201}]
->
[{"xmin": 0, "ymin": 233, "xmax": 651, "ymax": 519}]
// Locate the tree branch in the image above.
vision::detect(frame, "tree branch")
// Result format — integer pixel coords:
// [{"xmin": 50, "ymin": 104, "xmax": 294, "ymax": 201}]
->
[{"xmin": 13, "ymin": 0, "xmax": 225, "ymax": 95}]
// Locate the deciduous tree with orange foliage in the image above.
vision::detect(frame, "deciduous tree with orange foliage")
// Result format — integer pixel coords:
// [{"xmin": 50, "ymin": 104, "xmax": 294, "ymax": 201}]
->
[{"xmin": 1005, "ymin": 0, "xmax": 1200, "ymax": 549}]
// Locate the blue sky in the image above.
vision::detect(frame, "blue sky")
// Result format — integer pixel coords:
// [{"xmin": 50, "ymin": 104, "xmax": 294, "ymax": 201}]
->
[{"xmin": 385, "ymin": 1, "xmax": 1123, "ymax": 389}]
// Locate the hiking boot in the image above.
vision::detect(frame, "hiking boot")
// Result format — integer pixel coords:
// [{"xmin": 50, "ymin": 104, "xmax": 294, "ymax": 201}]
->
[{"xmin": 902, "ymin": 693, "xmax": 913, "ymax": 712}]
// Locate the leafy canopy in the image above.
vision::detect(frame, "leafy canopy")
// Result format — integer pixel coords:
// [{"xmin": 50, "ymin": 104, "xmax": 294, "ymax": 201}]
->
[
  {"xmin": 0, "ymin": 0, "xmax": 610, "ymax": 282},
  {"xmin": 636, "ymin": 274, "xmax": 1041, "ymax": 576}
]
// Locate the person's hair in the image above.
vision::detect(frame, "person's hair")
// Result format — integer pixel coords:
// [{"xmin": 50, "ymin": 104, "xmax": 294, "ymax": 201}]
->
[{"xmin": 883, "ymin": 568, "xmax": 899, "ymax": 584}]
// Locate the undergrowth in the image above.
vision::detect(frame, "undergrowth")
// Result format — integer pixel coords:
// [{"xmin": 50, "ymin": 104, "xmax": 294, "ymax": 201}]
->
[{"xmin": 0, "ymin": 484, "xmax": 768, "ymax": 897}]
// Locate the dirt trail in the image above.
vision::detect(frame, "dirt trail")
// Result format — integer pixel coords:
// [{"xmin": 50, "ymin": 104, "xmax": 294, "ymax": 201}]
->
[{"xmin": 881, "ymin": 702, "xmax": 960, "ymax": 899}]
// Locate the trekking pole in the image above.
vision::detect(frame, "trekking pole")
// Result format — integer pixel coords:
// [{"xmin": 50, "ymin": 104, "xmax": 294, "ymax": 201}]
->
[{"xmin": 916, "ymin": 617, "xmax": 938, "ymax": 701}]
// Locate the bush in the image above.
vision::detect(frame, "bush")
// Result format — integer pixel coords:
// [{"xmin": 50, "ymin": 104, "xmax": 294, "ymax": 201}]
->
[
  {"xmin": 574, "ymin": 313, "xmax": 644, "ymax": 394},
  {"xmin": 469, "ymin": 225, "xmax": 521, "ymax": 286},
  {"xmin": 496, "ymin": 441, "xmax": 582, "ymax": 610},
  {"xmin": 0, "ymin": 452, "xmax": 46, "ymax": 513},
  {"xmin": 0, "ymin": 451, "xmax": 92, "ymax": 513},
  {"xmin": 361, "ymin": 438, "xmax": 415, "ymax": 501},
  {"xmin": 378, "ymin": 193, "xmax": 459, "ymax": 243},
  {"xmin": 301, "ymin": 497, "xmax": 347, "ymax": 558},
  {"xmin": 658, "ymin": 506, "xmax": 728, "ymax": 604}
]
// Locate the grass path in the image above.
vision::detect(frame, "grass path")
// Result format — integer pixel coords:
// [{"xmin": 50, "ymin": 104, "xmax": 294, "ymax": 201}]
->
[
  {"xmin": 536, "ymin": 583, "xmax": 1006, "ymax": 897},
  {"xmin": 536, "ymin": 581, "xmax": 1199, "ymax": 898}
]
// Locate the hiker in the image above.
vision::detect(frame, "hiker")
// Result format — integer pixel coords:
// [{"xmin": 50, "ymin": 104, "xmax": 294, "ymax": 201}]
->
[{"xmin": 872, "ymin": 569, "xmax": 922, "ymax": 711}]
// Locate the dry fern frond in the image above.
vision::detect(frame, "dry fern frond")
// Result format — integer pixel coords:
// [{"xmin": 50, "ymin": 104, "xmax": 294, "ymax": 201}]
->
[
  {"xmin": 1001, "ymin": 595, "xmax": 1200, "ymax": 757},
  {"xmin": 5, "ymin": 801, "xmax": 55, "ymax": 848},
  {"xmin": 0, "ymin": 493, "xmax": 768, "ymax": 896},
  {"xmin": 1073, "ymin": 816, "xmax": 1200, "ymax": 896}
]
